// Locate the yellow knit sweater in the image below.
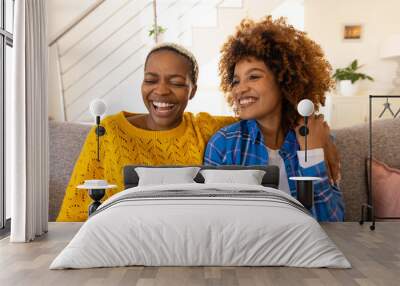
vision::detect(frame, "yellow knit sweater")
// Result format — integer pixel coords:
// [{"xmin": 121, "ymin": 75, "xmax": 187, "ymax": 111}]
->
[{"xmin": 57, "ymin": 111, "xmax": 235, "ymax": 221}]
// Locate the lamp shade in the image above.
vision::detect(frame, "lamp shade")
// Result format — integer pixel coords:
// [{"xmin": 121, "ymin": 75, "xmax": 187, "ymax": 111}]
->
[
  {"xmin": 89, "ymin": 99, "xmax": 107, "ymax": 117},
  {"xmin": 297, "ymin": 99, "xmax": 314, "ymax": 117},
  {"xmin": 380, "ymin": 34, "xmax": 400, "ymax": 59}
]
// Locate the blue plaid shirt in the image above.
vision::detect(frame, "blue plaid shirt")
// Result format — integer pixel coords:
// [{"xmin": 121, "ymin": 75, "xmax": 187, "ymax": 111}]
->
[{"xmin": 204, "ymin": 119, "xmax": 344, "ymax": 222}]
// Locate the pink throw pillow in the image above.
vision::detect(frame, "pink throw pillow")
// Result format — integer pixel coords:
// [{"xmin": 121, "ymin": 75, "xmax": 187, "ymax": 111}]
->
[{"xmin": 368, "ymin": 158, "xmax": 400, "ymax": 218}]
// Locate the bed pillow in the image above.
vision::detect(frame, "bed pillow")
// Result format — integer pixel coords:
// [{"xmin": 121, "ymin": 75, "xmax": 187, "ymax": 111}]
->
[
  {"xmin": 124, "ymin": 165, "xmax": 279, "ymax": 189},
  {"xmin": 135, "ymin": 167, "xmax": 200, "ymax": 186},
  {"xmin": 200, "ymin": 169, "xmax": 266, "ymax": 185},
  {"xmin": 367, "ymin": 158, "xmax": 400, "ymax": 218}
]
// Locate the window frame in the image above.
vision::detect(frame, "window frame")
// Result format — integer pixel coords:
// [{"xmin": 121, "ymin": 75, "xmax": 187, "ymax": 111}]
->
[{"xmin": 0, "ymin": 0, "xmax": 13, "ymax": 232}]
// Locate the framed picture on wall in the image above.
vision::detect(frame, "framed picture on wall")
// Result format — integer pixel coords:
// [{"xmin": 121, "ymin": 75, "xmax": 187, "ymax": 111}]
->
[{"xmin": 343, "ymin": 24, "xmax": 363, "ymax": 40}]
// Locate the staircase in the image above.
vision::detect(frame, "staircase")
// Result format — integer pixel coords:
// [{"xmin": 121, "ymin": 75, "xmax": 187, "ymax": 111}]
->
[{"xmin": 48, "ymin": 0, "xmax": 296, "ymax": 122}]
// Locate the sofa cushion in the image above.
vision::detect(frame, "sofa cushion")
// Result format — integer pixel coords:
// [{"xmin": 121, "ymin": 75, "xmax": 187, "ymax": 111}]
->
[
  {"xmin": 49, "ymin": 120, "xmax": 91, "ymax": 221},
  {"xmin": 368, "ymin": 158, "xmax": 400, "ymax": 218}
]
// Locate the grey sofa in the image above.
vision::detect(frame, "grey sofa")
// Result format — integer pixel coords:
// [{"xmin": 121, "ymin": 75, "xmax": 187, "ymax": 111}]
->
[{"xmin": 49, "ymin": 118, "xmax": 400, "ymax": 221}]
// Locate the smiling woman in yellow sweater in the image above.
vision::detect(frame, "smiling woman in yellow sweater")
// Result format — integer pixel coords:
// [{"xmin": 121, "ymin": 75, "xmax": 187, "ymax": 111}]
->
[{"xmin": 57, "ymin": 43, "xmax": 235, "ymax": 222}]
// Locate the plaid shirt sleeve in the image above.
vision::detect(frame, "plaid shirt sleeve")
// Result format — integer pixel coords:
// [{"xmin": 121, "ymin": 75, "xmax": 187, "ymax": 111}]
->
[
  {"xmin": 300, "ymin": 161, "xmax": 345, "ymax": 222},
  {"xmin": 204, "ymin": 131, "xmax": 227, "ymax": 166}
]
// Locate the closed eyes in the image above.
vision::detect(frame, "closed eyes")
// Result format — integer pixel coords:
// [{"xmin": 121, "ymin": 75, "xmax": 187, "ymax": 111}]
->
[{"xmin": 143, "ymin": 79, "xmax": 187, "ymax": 87}]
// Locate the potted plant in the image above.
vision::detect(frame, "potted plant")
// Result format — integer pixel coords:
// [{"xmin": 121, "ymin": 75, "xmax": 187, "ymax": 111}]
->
[
  {"xmin": 332, "ymin": 59, "xmax": 374, "ymax": 96},
  {"xmin": 148, "ymin": 24, "xmax": 167, "ymax": 43}
]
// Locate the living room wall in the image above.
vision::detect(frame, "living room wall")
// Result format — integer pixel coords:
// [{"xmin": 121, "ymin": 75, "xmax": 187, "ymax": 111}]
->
[{"xmin": 304, "ymin": 0, "xmax": 400, "ymax": 95}]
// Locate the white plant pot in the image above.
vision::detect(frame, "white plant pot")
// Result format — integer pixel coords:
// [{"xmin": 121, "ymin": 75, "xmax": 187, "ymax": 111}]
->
[{"xmin": 339, "ymin": 80, "xmax": 359, "ymax": 96}]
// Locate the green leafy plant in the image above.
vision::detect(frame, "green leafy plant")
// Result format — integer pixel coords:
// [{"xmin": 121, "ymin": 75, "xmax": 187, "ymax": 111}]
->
[
  {"xmin": 148, "ymin": 24, "xmax": 166, "ymax": 37},
  {"xmin": 332, "ymin": 59, "xmax": 374, "ymax": 84}
]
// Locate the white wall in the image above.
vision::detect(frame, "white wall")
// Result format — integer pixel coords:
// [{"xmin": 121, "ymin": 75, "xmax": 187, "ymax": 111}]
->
[
  {"xmin": 47, "ymin": 0, "xmax": 97, "ymax": 41},
  {"xmin": 304, "ymin": 0, "xmax": 400, "ymax": 95},
  {"xmin": 47, "ymin": 0, "xmax": 98, "ymax": 121},
  {"xmin": 272, "ymin": 0, "xmax": 304, "ymax": 31}
]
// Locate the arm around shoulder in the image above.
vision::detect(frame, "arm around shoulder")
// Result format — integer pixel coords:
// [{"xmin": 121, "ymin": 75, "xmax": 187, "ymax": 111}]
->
[{"xmin": 195, "ymin": 112, "xmax": 237, "ymax": 142}]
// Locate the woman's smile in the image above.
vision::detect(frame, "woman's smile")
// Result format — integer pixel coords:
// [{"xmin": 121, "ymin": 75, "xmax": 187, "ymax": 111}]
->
[
  {"xmin": 150, "ymin": 100, "xmax": 178, "ymax": 117},
  {"xmin": 237, "ymin": 96, "xmax": 258, "ymax": 108}
]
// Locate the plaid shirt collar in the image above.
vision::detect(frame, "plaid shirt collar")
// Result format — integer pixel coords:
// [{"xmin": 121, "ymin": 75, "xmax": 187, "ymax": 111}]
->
[{"xmin": 246, "ymin": 119, "xmax": 299, "ymax": 157}]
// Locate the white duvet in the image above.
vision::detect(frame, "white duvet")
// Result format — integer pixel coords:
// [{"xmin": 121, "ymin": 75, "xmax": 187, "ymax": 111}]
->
[{"xmin": 50, "ymin": 183, "xmax": 350, "ymax": 269}]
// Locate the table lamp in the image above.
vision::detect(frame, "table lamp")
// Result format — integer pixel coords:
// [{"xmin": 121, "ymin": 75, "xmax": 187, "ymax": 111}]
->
[
  {"xmin": 297, "ymin": 99, "xmax": 314, "ymax": 162},
  {"xmin": 380, "ymin": 34, "xmax": 400, "ymax": 94},
  {"xmin": 81, "ymin": 99, "xmax": 114, "ymax": 215},
  {"xmin": 290, "ymin": 99, "xmax": 320, "ymax": 211},
  {"xmin": 89, "ymin": 99, "xmax": 107, "ymax": 161}
]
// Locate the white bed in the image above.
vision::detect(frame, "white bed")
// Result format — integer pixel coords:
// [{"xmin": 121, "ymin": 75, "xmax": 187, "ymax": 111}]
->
[{"xmin": 50, "ymin": 183, "xmax": 350, "ymax": 269}]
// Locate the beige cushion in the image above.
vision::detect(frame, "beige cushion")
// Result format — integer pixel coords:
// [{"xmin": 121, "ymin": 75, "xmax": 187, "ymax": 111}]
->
[{"xmin": 49, "ymin": 121, "xmax": 91, "ymax": 221}]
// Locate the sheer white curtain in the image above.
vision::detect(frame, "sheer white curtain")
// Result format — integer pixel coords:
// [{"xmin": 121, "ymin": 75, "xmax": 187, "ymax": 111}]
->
[{"xmin": 9, "ymin": 0, "xmax": 49, "ymax": 242}]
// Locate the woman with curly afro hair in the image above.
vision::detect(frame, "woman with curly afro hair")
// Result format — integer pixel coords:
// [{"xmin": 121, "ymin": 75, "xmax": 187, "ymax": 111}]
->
[{"xmin": 204, "ymin": 16, "xmax": 344, "ymax": 222}]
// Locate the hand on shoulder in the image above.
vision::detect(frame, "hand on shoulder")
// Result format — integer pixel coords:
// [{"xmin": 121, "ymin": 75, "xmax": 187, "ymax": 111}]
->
[
  {"xmin": 295, "ymin": 115, "xmax": 329, "ymax": 150},
  {"xmin": 295, "ymin": 115, "xmax": 341, "ymax": 184}
]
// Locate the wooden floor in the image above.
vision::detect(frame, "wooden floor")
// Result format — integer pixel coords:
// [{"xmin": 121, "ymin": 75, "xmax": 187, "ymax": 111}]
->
[{"xmin": 0, "ymin": 222, "xmax": 399, "ymax": 286}]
